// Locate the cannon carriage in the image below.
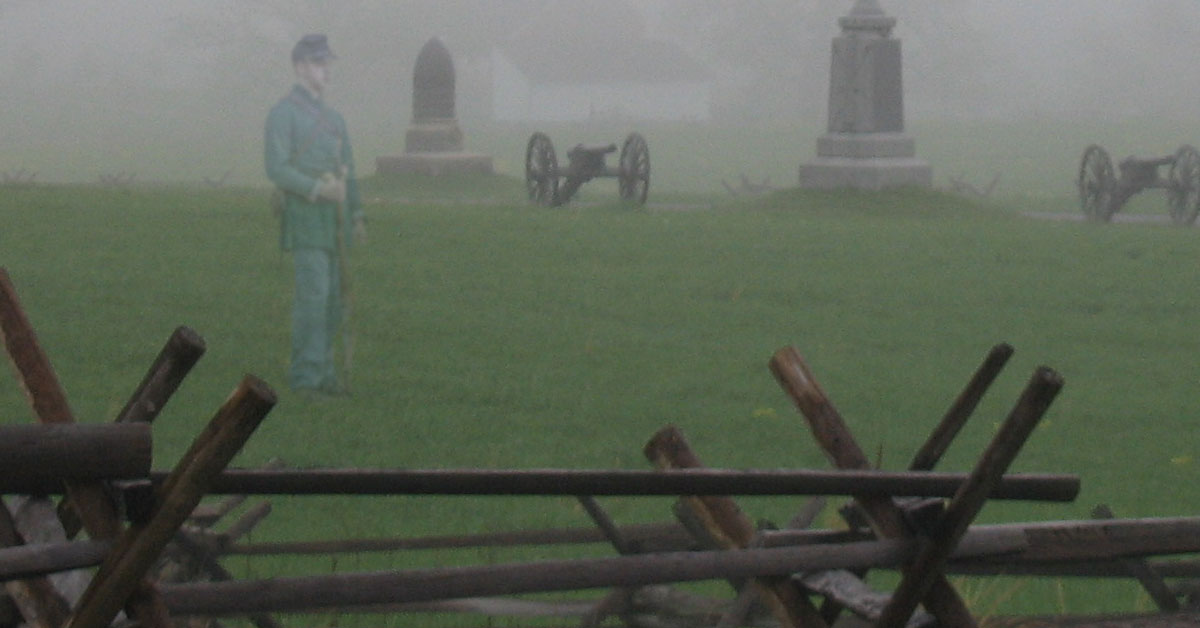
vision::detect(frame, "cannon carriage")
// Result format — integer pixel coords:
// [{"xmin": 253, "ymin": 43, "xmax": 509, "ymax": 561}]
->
[
  {"xmin": 1077, "ymin": 144, "xmax": 1200, "ymax": 224},
  {"xmin": 524, "ymin": 132, "xmax": 650, "ymax": 207}
]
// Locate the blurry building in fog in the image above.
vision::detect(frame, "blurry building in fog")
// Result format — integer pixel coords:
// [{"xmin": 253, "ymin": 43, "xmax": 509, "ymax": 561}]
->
[{"xmin": 489, "ymin": 6, "xmax": 711, "ymax": 123}]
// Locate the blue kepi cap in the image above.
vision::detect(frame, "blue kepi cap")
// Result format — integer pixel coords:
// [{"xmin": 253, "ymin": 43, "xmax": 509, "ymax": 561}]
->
[{"xmin": 292, "ymin": 34, "xmax": 336, "ymax": 63}]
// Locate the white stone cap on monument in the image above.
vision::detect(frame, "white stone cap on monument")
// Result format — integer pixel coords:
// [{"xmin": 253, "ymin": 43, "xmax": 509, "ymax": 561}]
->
[{"xmin": 839, "ymin": 0, "xmax": 896, "ymax": 36}]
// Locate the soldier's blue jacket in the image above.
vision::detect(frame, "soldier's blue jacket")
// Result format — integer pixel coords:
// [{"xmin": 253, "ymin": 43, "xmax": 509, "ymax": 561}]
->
[{"xmin": 265, "ymin": 85, "xmax": 363, "ymax": 252}]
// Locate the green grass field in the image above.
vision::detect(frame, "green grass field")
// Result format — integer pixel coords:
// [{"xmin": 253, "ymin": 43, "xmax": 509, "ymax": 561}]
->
[{"xmin": 1, "ymin": 170, "xmax": 1198, "ymax": 621}]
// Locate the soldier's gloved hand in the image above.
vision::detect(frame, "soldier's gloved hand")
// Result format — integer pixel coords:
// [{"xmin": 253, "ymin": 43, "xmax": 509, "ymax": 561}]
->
[
  {"xmin": 314, "ymin": 175, "xmax": 346, "ymax": 204},
  {"xmin": 353, "ymin": 218, "xmax": 368, "ymax": 243}
]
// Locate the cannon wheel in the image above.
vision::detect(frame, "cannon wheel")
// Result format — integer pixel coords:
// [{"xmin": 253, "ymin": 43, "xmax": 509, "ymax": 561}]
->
[
  {"xmin": 618, "ymin": 132, "xmax": 650, "ymax": 205},
  {"xmin": 525, "ymin": 132, "xmax": 559, "ymax": 206},
  {"xmin": 1077, "ymin": 144, "xmax": 1115, "ymax": 222},
  {"xmin": 1167, "ymin": 145, "xmax": 1200, "ymax": 226}
]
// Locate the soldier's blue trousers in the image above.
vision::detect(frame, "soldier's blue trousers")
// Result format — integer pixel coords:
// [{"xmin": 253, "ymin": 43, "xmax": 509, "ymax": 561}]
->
[{"xmin": 289, "ymin": 248, "xmax": 342, "ymax": 391}]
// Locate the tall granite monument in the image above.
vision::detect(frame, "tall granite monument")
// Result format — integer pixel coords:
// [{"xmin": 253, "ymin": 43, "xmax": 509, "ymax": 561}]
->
[
  {"xmin": 376, "ymin": 37, "xmax": 493, "ymax": 176},
  {"xmin": 798, "ymin": 0, "xmax": 931, "ymax": 190}
]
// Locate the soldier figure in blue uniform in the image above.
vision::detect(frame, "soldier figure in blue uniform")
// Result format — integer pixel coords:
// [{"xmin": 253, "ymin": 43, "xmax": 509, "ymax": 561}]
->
[{"xmin": 265, "ymin": 34, "xmax": 366, "ymax": 395}]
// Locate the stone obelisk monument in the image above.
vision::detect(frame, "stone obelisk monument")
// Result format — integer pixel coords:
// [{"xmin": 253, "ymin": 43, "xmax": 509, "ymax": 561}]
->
[
  {"xmin": 798, "ymin": 0, "xmax": 931, "ymax": 190},
  {"xmin": 376, "ymin": 37, "xmax": 493, "ymax": 176}
]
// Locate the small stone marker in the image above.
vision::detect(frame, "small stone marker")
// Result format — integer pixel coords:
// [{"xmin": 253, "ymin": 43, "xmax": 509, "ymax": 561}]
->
[{"xmin": 376, "ymin": 37, "xmax": 493, "ymax": 176}]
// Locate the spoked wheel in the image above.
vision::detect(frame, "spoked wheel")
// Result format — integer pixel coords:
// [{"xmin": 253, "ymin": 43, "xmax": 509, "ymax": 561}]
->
[
  {"xmin": 618, "ymin": 132, "xmax": 650, "ymax": 206},
  {"xmin": 1077, "ymin": 144, "xmax": 1115, "ymax": 222},
  {"xmin": 525, "ymin": 132, "xmax": 559, "ymax": 206},
  {"xmin": 1167, "ymin": 144, "xmax": 1200, "ymax": 226}
]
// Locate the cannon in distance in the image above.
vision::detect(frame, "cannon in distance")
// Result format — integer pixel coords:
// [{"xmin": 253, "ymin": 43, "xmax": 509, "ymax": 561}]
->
[
  {"xmin": 525, "ymin": 132, "xmax": 650, "ymax": 207},
  {"xmin": 1077, "ymin": 143, "xmax": 1200, "ymax": 224}
]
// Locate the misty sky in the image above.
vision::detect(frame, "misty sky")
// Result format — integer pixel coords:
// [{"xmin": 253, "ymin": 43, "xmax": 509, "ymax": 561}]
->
[
  {"xmin": 1, "ymin": 0, "xmax": 1198, "ymax": 183},
  {"xmin": 5, "ymin": 1, "xmax": 1198, "ymax": 115}
]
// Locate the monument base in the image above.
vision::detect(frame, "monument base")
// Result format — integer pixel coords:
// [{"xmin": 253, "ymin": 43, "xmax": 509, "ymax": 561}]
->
[
  {"xmin": 375, "ymin": 153, "xmax": 494, "ymax": 176},
  {"xmin": 818, "ymin": 132, "xmax": 915, "ymax": 159},
  {"xmin": 405, "ymin": 120, "xmax": 464, "ymax": 153},
  {"xmin": 798, "ymin": 157, "xmax": 932, "ymax": 190}
]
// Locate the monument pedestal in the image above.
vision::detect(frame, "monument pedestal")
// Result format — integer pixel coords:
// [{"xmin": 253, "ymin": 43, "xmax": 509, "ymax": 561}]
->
[
  {"xmin": 800, "ymin": 131, "xmax": 930, "ymax": 190},
  {"xmin": 377, "ymin": 37, "xmax": 494, "ymax": 177},
  {"xmin": 798, "ymin": 1, "xmax": 931, "ymax": 191},
  {"xmin": 799, "ymin": 156, "xmax": 931, "ymax": 190}
]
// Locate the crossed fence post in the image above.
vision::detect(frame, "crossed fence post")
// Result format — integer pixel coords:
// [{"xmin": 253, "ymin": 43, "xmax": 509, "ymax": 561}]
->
[{"xmin": 0, "ymin": 267, "xmax": 276, "ymax": 628}]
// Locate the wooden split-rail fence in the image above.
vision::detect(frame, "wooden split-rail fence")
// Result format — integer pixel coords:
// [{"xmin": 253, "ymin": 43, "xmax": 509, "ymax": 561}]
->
[{"xmin": 2, "ymin": 264, "xmax": 1200, "ymax": 628}]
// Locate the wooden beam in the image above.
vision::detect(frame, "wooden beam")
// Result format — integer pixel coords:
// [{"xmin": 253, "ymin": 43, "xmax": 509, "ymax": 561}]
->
[
  {"xmin": 23, "ymin": 514, "xmax": 1200, "ymax": 584},
  {"xmin": 577, "ymin": 496, "xmax": 634, "ymax": 556},
  {"xmin": 59, "ymin": 326, "xmax": 206, "ymax": 539},
  {"xmin": 157, "ymin": 530, "xmax": 1023, "ymax": 617},
  {"xmin": 646, "ymin": 425, "xmax": 828, "ymax": 628},
  {"xmin": 876, "ymin": 366, "xmax": 1063, "ymax": 628},
  {"xmin": 1087, "ymin": 505, "xmax": 1178, "ymax": 612},
  {"xmin": 169, "ymin": 531, "xmax": 285, "ymax": 628},
  {"xmin": 0, "ymin": 424, "xmax": 151, "ymax": 486},
  {"xmin": 65, "ymin": 375, "xmax": 276, "ymax": 628},
  {"xmin": 0, "ymin": 268, "xmax": 76, "ymax": 427},
  {"xmin": 909, "ymin": 343, "xmax": 1014, "ymax": 471},
  {"xmin": 0, "ymin": 267, "xmax": 170, "ymax": 628},
  {"xmin": 821, "ymin": 343, "xmax": 1011, "ymax": 625},
  {"xmin": 115, "ymin": 325, "xmax": 206, "ymax": 424},
  {"xmin": 800, "ymin": 570, "xmax": 935, "ymax": 627},
  {"xmin": 768, "ymin": 516, "xmax": 1200, "ymax": 565},
  {"xmin": 209, "ymin": 501, "xmax": 272, "ymax": 549},
  {"xmin": 768, "ymin": 345, "xmax": 979, "ymax": 627},
  {"xmin": 187, "ymin": 495, "xmax": 247, "ymax": 528},
  {"xmin": 575, "ymin": 496, "xmax": 638, "ymax": 628},
  {"xmin": 100, "ymin": 467, "xmax": 1082, "ymax": 500},
  {"xmin": 13, "ymin": 467, "xmax": 1083, "ymax": 501},
  {"xmin": 0, "ymin": 499, "xmax": 70, "ymax": 628},
  {"xmin": 0, "ymin": 540, "xmax": 111, "ymax": 582},
  {"xmin": 222, "ymin": 522, "xmax": 693, "ymax": 556}
]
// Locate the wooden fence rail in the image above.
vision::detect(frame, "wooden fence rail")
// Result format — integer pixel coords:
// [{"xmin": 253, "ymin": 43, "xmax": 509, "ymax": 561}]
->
[
  {"xmin": 5, "ymin": 467, "xmax": 1081, "ymax": 501},
  {"xmin": 222, "ymin": 521, "xmax": 692, "ymax": 555},
  {"xmin": 145, "ymin": 467, "xmax": 1080, "ymax": 500},
  {"xmin": 0, "ymin": 424, "xmax": 150, "ymax": 485},
  {"xmin": 13, "ymin": 514, "xmax": 1200, "ymax": 582},
  {"xmin": 0, "ymin": 541, "xmax": 111, "ymax": 582},
  {"xmin": 158, "ymin": 531, "xmax": 1025, "ymax": 617}
]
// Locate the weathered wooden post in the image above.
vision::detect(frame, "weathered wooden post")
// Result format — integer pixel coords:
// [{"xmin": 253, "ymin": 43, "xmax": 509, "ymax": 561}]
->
[
  {"xmin": 821, "ymin": 342, "xmax": 1013, "ymax": 624},
  {"xmin": 575, "ymin": 495, "xmax": 640, "ymax": 628},
  {"xmin": 876, "ymin": 366, "xmax": 1063, "ymax": 627},
  {"xmin": 156, "ymin": 532, "xmax": 1022, "ymax": 616},
  {"xmin": 1091, "ymin": 504, "xmax": 1179, "ymax": 612},
  {"xmin": 769, "ymin": 346, "xmax": 978, "ymax": 627},
  {"xmin": 66, "ymin": 375, "xmax": 276, "ymax": 628},
  {"xmin": 646, "ymin": 425, "xmax": 828, "ymax": 628},
  {"xmin": 0, "ymin": 424, "xmax": 151, "ymax": 489},
  {"xmin": 909, "ymin": 343, "xmax": 1014, "ymax": 472},
  {"xmin": 57, "ymin": 325, "xmax": 206, "ymax": 538},
  {"xmin": 0, "ymin": 266, "xmax": 172, "ymax": 627},
  {"xmin": 0, "ymin": 502, "xmax": 71, "ymax": 628},
  {"xmin": 115, "ymin": 325, "xmax": 206, "ymax": 424},
  {"xmin": 0, "ymin": 540, "xmax": 111, "ymax": 582}
]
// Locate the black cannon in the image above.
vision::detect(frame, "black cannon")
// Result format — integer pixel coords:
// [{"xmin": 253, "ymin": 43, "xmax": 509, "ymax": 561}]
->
[
  {"xmin": 524, "ymin": 132, "xmax": 649, "ymax": 207},
  {"xmin": 1077, "ymin": 144, "xmax": 1200, "ymax": 224}
]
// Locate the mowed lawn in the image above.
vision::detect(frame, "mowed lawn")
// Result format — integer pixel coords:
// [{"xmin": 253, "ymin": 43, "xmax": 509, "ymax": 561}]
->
[{"xmin": 1, "ymin": 178, "xmax": 1198, "ymax": 617}]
